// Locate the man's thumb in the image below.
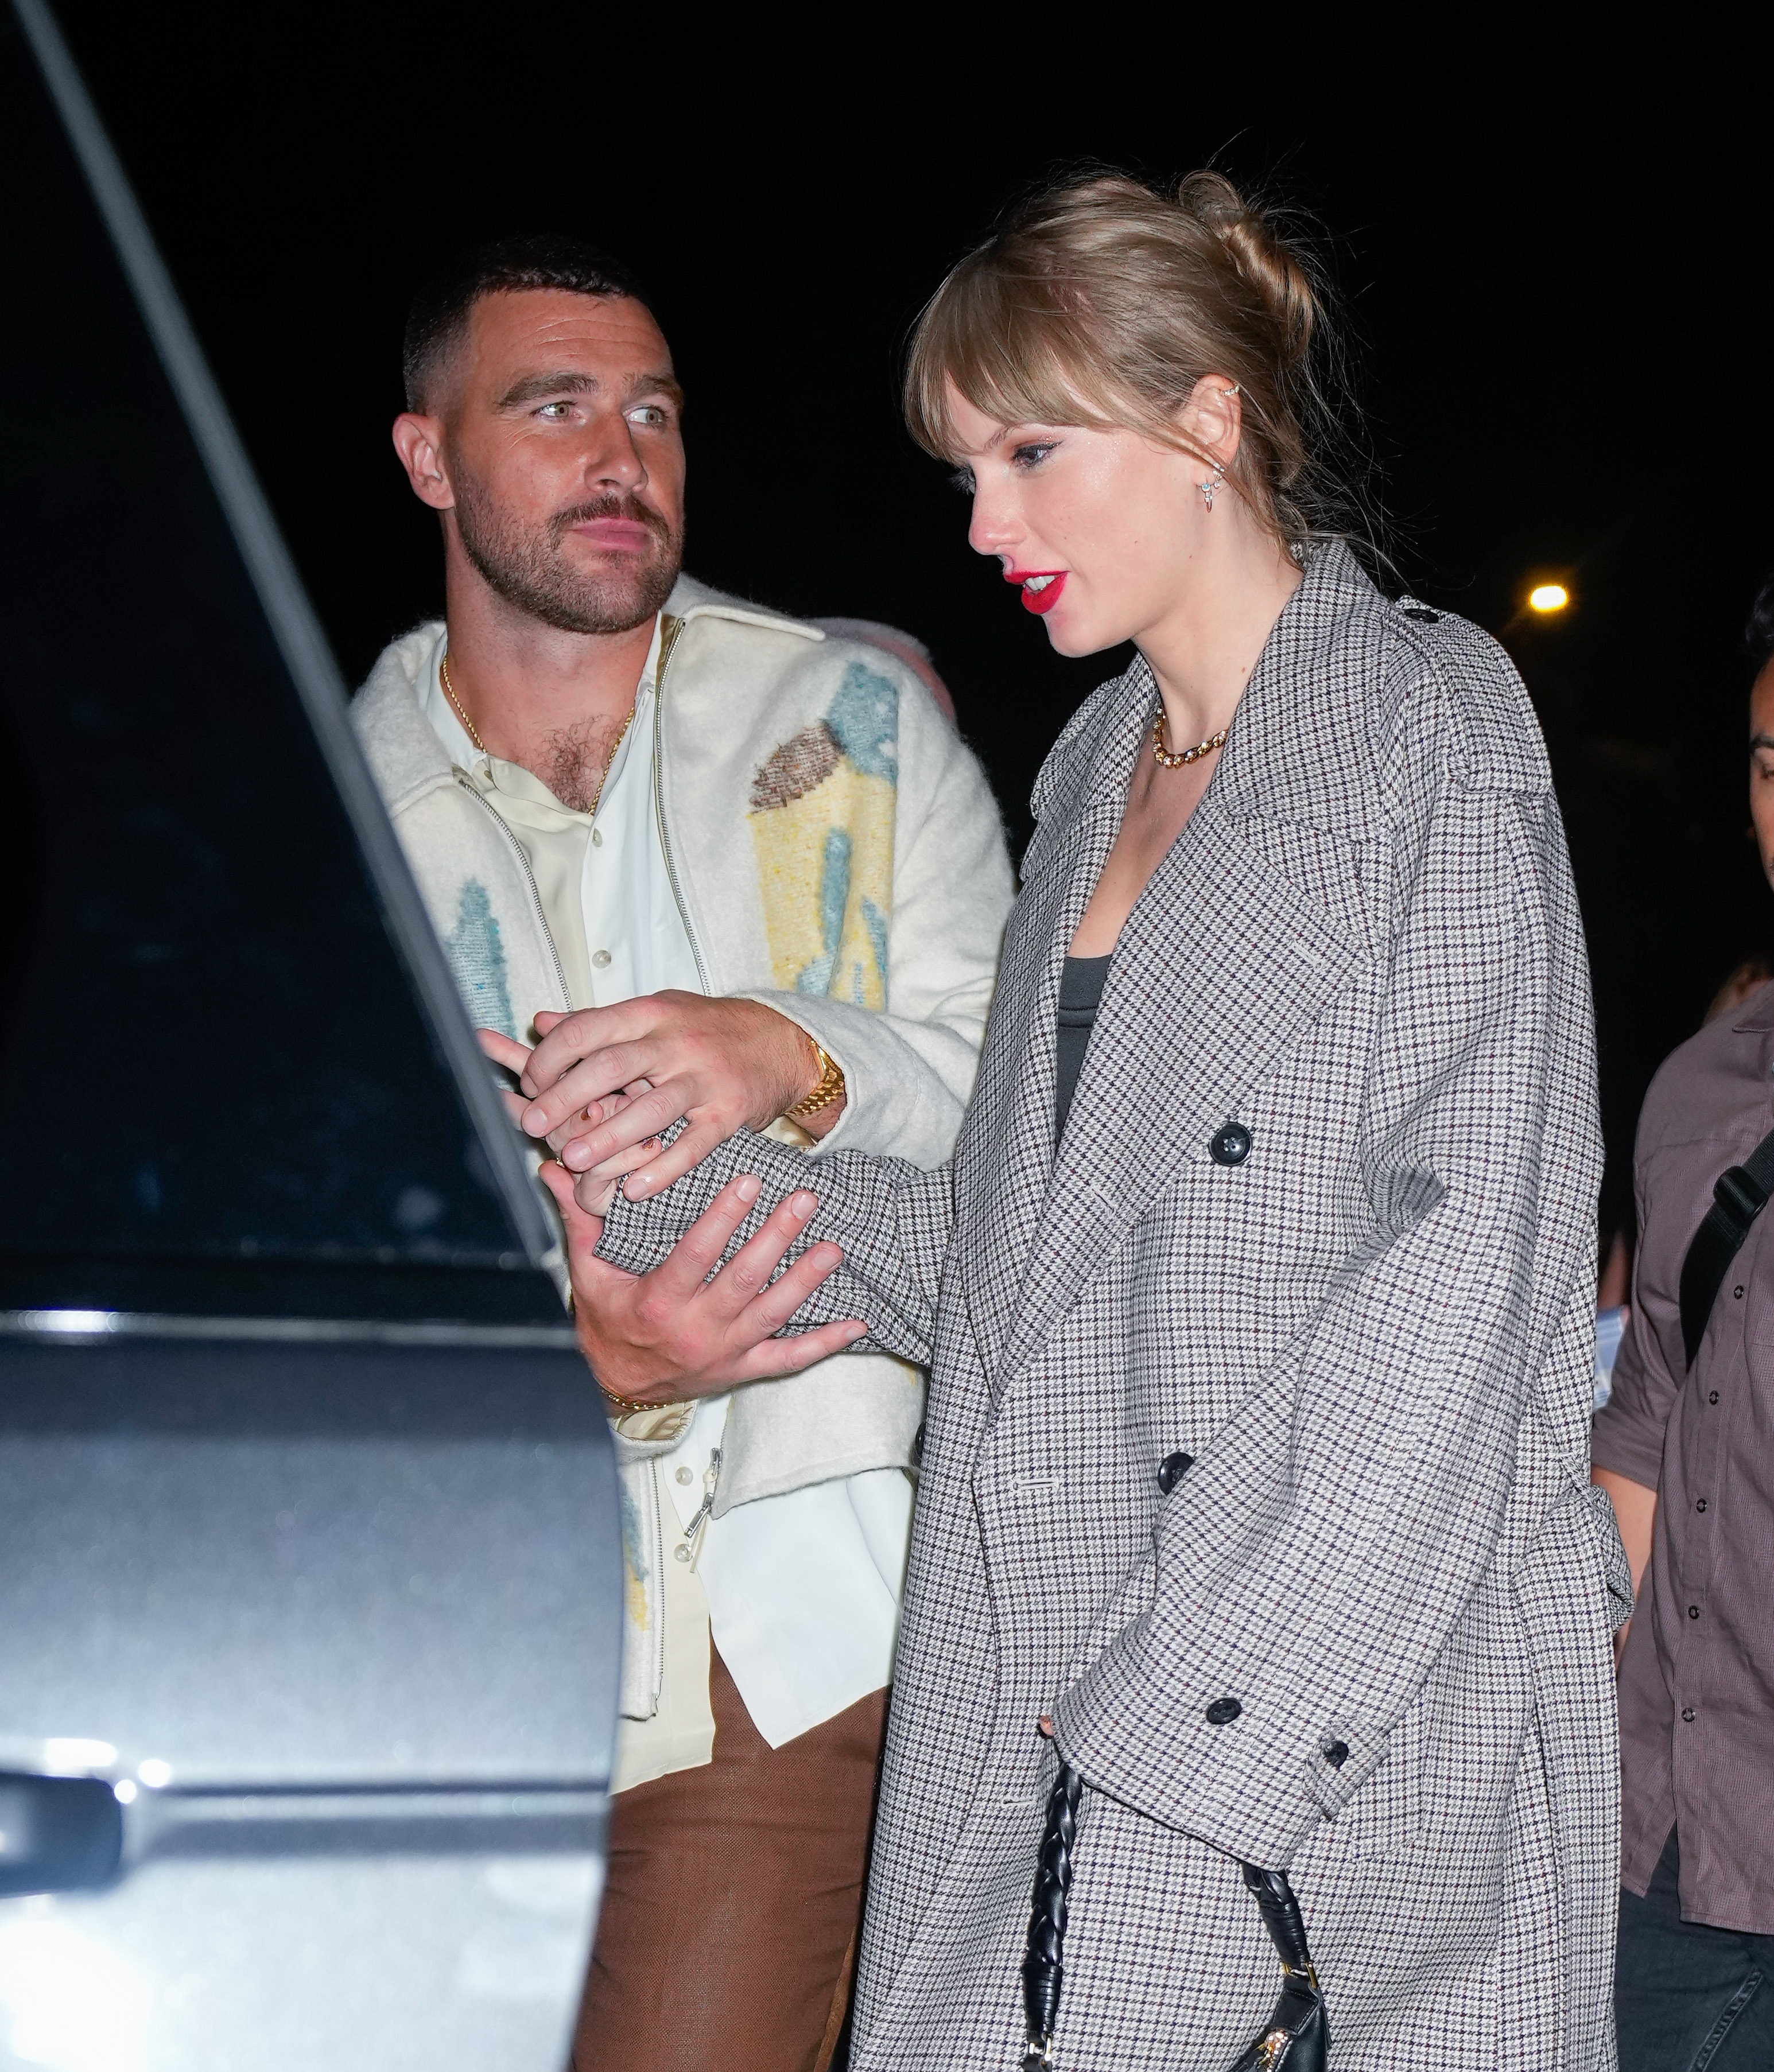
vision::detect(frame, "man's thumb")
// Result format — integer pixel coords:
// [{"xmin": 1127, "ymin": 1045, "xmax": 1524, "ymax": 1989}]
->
[{"xmin": 539, "ymin": 1158, "xmax": 603, "ymax": 1249}]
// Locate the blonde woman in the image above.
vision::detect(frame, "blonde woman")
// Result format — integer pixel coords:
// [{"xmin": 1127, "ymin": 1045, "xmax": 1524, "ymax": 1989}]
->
[{"xmin": 545, "ymin": 172, "xmax": 1628, "ymax": 2069}]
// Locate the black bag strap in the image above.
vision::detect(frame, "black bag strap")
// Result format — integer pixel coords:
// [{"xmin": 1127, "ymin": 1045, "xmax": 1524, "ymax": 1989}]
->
[{"xmin": 1678, "ymin": 1122, "xmax": 1774, "ymax": 1368}]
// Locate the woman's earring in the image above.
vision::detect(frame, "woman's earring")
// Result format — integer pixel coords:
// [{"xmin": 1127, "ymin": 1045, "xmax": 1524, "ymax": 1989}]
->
[{"xmin": 1199, "ymin": 461, "xmax": 1226, "ymax": 510}]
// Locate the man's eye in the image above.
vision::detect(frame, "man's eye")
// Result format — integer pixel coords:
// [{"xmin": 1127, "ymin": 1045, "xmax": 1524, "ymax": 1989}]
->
[
  {"xmin": 628, "ymin": 405, "xmax": 669, "ymax": 428},
  {"xmin": 1010, "ymin": 442, "xmax": 1058, "ymax": 471},
  {"xmin": 950, "ymin": 467, "xmax": 976, "ymax": 496},
  {"xmin": 537, "ymin": 401, "xmax": 573, "ymax": 420}
]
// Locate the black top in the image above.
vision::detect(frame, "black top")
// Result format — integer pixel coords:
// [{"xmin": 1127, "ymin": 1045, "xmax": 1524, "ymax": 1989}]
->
[{"xmin": 1054, "ymin": 955, "xmax": 1112, "ymax": 1141}]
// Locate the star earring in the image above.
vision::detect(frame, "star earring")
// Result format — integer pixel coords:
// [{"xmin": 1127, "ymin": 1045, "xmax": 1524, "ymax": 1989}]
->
[{"xmin": 1198, "ymin": 383, "xmax": 1241, "ymax": 510}]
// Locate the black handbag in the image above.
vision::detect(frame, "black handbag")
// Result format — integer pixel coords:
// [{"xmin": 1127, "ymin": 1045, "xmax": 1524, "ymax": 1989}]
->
[{"xmin": 1018, "ymin": 1766, "xmax": 1328, "ymax": 2070}]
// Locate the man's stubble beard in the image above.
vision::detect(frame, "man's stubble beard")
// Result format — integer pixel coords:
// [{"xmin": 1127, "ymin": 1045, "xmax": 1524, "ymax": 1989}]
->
[{"xmin": 452, "ymin": 470, "xmax": 684, "ymax": 636}]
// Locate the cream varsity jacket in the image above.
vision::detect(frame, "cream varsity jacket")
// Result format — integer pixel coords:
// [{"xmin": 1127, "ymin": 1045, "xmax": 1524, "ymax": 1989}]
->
[{"xmin": 352, "ymin": 573, "xmax": 1013, "ymax": 1517}]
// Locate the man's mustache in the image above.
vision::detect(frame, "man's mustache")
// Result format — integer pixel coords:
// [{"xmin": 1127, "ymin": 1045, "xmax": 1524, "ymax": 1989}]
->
[{"xmin": 549, "ymin": 495, "xmax": 673, "ymax": 547}]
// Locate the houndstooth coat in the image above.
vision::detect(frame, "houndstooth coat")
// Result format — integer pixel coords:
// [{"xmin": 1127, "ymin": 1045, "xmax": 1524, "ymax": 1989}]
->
[{"xmin": 597, "ymin": 543, "xmax": 1631, "ymax": 2069}]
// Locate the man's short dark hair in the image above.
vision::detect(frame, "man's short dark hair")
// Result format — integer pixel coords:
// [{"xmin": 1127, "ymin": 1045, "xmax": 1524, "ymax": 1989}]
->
[
  {"xmin": 402, "ymin": 235, "xmax": 656, "ymax": 412},
  {"xmin": 1749, "ymin": 573, "xmax": 1774, "ymax": 667}
]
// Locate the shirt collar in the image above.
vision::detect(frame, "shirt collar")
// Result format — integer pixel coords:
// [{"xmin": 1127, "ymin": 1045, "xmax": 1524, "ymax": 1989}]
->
[{"xmin": 421, "ymin": 613, "xmax": 663, "ymax": 785}]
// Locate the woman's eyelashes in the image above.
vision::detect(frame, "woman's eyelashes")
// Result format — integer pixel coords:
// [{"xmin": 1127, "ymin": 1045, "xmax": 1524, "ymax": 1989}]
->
[
  {"xmin": 949, "ymin": 466, "xmax": 976, "ymax": 496},
  {"xmin": 1010, "ymin": 441, "xmax": 1059, "ymax": 471}
]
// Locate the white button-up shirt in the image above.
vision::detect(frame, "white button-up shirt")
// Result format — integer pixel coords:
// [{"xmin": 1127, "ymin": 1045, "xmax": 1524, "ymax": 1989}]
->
[{"xmin": 420, "ymin": 622, "xmax": 911, "ymax": 1780}]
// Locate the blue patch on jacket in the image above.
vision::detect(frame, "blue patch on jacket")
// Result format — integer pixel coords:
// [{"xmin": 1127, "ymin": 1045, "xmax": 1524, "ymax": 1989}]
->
[{"xmin": 444, "ymin": 880, "xmax": 516, "ymax": 1040}]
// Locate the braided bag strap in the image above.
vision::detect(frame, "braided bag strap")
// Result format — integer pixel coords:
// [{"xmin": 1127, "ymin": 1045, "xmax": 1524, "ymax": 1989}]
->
[{"xmin": 1018, "ymin": 1762, "xmax": 1083, "ymax": 2069}]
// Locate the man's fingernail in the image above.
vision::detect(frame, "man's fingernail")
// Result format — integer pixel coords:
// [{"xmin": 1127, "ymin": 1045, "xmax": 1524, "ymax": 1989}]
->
[
  {"xmin": 789, "ymin": 1189, "xmax": 817, "ymax": 1218},
  {"xmin": 841, "ymin": 1322, "xmax": 865, "ymax": 1342},
  {"xmin": 735, "ymin": 1174, "xmax": 762, "ymax": 1204},
  {"xmin": 522, "ymin": 1106, "xmax": 546, "ymax": 1134},
  {"xmin": 561, "ymin": 1141, "xmax": 587, "ymax": 1170},
  {"xmin": 626, "ymin": 1175, "xmax": 651, "ymax": 1200}
]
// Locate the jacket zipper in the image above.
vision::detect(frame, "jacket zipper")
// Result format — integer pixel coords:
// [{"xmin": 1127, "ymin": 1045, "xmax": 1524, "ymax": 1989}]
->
[
  {"xmin": 651, "ymin": 627, "xmax": 713, "ymax": 998},
  {"xmin": 455, "ymin": 775, "xmax": 574, "ymax": 1013},
  {"xmin": 682, "ymin": 1444, "xmax": 723, "ymax": 1568}
]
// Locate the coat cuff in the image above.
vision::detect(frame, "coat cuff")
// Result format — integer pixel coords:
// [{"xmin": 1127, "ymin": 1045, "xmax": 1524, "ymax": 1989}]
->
[{"xmin": 1051, "ymin": 1628, "xmax": 1367, "ymax": 1869}]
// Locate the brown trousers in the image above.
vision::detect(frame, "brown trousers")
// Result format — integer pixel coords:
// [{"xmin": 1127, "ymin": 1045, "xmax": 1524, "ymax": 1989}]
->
[{"xmin": 572, "ymin": 1647, "xmax": 887, "ymax": 2072}]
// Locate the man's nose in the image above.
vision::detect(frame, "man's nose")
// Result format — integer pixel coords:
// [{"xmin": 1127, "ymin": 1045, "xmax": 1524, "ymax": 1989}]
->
[{"xmin": 581, "ymin": 414, "xmax": 648, "ymax": 492}]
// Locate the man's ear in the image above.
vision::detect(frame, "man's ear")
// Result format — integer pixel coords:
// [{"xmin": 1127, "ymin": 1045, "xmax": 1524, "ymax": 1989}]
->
[{"xmin": 392, "ymin": 412, "xmax": 453, "ymax": 511}]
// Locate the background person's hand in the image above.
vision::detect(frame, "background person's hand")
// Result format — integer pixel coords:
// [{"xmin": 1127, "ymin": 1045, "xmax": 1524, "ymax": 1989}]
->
[
  {"xmin": 537, "ymin": 1160, "xmax": 865, "ymax": 1404},
  {"xmin": 514, "ymin": 994, "xmax": 843, "ymax": 1199}
]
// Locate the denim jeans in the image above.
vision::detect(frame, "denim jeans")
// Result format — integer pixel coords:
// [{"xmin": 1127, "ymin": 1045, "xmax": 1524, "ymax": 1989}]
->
[{"xmin": 1617, "ymin": 1830, "xmax": 1774, "ymax": 2071}]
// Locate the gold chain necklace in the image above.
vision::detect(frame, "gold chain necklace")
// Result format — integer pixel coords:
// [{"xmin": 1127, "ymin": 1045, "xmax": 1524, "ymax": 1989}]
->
[
  {"xmin": 1152, "ymin": 706, "xmax": 1229, "ymax": 769},
  {"xmin": 439, "ymin": 650, "xmax": 486, "ymax": 753},
  {"xmin": 442, "ymin": 649, "xmax": 635, "ymax": 817}
]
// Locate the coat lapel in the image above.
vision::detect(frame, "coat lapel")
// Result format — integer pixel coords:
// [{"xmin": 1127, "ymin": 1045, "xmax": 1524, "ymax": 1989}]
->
[
  {"xmin": 984, "ymin": 546, "xmax": 1380, "ymax": 1398},
  {"xmin": 993, "ymin": 799, "xmax": 1365, "ymax": 1394},
  {"xmin": 954, "ymin": 671, "xmax": 1150, "ymax": 1382}
]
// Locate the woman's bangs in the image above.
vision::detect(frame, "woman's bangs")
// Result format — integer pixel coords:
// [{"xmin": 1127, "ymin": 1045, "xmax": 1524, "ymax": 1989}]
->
[{"xmin": 907, "ymin": 267, "xmax": 1104, "ymax": 460}]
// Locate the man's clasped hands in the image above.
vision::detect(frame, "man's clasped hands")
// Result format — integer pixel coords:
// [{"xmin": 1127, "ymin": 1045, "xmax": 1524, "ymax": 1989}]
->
[{"xmin": 476, "ymin": 992, "xmax": 866, "ymax": 1408}]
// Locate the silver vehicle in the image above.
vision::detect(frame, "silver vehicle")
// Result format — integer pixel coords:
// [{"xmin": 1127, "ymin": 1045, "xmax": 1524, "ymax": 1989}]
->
[{"xmin": 0, "ymin": 6, "xmax": 620, "ymax": 2067}]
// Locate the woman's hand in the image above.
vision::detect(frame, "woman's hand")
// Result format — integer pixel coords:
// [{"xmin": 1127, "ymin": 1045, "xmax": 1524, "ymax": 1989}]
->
[
  {"xmin": 486, "ymin": 995, "xmax": 843, "ymax": 1204},
  {"xmin": 538, "ymin": 1160, "xmax": 867, "ymax": 1405}
]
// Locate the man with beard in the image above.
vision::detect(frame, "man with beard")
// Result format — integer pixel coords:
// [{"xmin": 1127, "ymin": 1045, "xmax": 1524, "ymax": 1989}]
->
[{"xmin": 352, "ymin": 238, "xmax": 1012, "ymax": 2071}]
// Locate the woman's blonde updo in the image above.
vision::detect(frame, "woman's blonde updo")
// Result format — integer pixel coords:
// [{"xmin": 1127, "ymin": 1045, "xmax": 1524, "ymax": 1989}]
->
[{"xmin": 905, "ymin": 169, "xmax": 1367, "ymax": 555}]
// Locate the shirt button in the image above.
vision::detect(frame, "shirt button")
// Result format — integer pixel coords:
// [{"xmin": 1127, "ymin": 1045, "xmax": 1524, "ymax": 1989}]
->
[
  {"xmin": 673, "ymin": 1545, "xmax": 691, "ymax": 1564},
  {"xmin": 1688, "ymin": 1605, "xmax": 1700, "ymax": 1619},
  {"xmin": 1205, "ymin": 1697, "xmax": 1243, "ymax": 1726},
  {"xmin": 1697, "ymin": 1499, "xmax": 1707, "ymax": 1513},
  {"xmin": 676, "ymin": 1467, "xmax": 693, "ymax": 1485},
  {"xmin": 1682, "ymin": 1708, "xmax": 1697, "ymax": 1723},
  {"xmin": 592, "ymin": 949, "xmax": 612, "ymax": 969},
  {"xmin": 1709, "ymin": 1391, "xmax": 1720, "ymax": 1405},
  {"xmin": 1734, "ymin": 1285, "xmax": 1745, "ymax": 1300}
]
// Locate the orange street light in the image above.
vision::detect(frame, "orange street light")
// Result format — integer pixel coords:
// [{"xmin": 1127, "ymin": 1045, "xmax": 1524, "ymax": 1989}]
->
[{"xmin": 1528, "ymin": 582, "xmax": 1570, "ymax": 614}]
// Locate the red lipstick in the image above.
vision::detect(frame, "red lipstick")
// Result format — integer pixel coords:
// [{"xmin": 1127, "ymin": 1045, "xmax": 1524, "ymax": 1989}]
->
[{"xmin": 1006, "ymin": 569, "xmax": 1066, "ymax": 616}]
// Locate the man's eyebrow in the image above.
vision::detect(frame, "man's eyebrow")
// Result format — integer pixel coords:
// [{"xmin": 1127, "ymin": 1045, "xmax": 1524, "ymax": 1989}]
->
[
  {"xmin": 1752, "ymin": 732, "xmax": 1774, "ymax": 754},
  {"xmin": 495, "ymin": 369, "xmax": 685, "ymax": 410},
  {"xmin": 497, "ymin": 370, "xmax": 599, "ymax": 408},
  {"xmin": 626, "ymin": 370, "xmax": 685, "ymax": 408}
]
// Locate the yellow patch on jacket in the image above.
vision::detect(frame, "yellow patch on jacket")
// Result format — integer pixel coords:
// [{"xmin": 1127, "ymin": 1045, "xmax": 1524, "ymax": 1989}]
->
[{"xmin": 747, "ymin": 663, "xmax": 900, "ymax": 1008}]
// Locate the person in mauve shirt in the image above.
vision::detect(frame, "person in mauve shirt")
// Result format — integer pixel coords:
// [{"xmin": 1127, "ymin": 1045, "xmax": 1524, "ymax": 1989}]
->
[{"xmin": 1592, "ymin": 570, "xmax": 1774, "ymax": 2072}]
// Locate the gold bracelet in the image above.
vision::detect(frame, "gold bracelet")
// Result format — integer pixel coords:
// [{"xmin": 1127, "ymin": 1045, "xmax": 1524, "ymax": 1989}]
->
[
  {"xmin": 785, "ymin": 1040, "xmax": 846, "ymax": 1121},
  {"xmin": 568, "ymin": 1297, "xmax": 677, "ymax": 1415},
  {"xmin": 599, "ymin": 1382, "xmax": 678, "ymax": 1416}
]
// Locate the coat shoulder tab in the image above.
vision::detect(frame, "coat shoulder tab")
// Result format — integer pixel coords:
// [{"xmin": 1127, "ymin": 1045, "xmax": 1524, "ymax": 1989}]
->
[{"xmin": 1384, "ymin": 601, "xmax": 1551, "ymax": 798}]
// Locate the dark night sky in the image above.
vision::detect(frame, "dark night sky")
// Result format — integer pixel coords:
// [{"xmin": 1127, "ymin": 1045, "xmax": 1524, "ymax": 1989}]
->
[{"xmin": 56, "ymin": 6, "xmax": 1774, "ymax": 1235}]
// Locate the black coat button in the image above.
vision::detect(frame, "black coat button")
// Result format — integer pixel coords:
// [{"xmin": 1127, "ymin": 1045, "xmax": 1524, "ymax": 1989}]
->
[
  {"xmin": 1402, "ymin": 605, "xmax": 1441, "ymax": 623},
  {"xmin": 1205, "ymin": 1697, "xmax": 1243, "ymax": 1726},
  {"xmin": 1322, "ymin": 1739, "xmax": 1349, "ymax": 1768},
  {"xmin": 1210, "ymin": 1122, "xmax": 1252, "ymax": 1167},
  {"xmin": 1157, "ymin": 1451, "xmax": 1193, "ymax": 1494}
]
